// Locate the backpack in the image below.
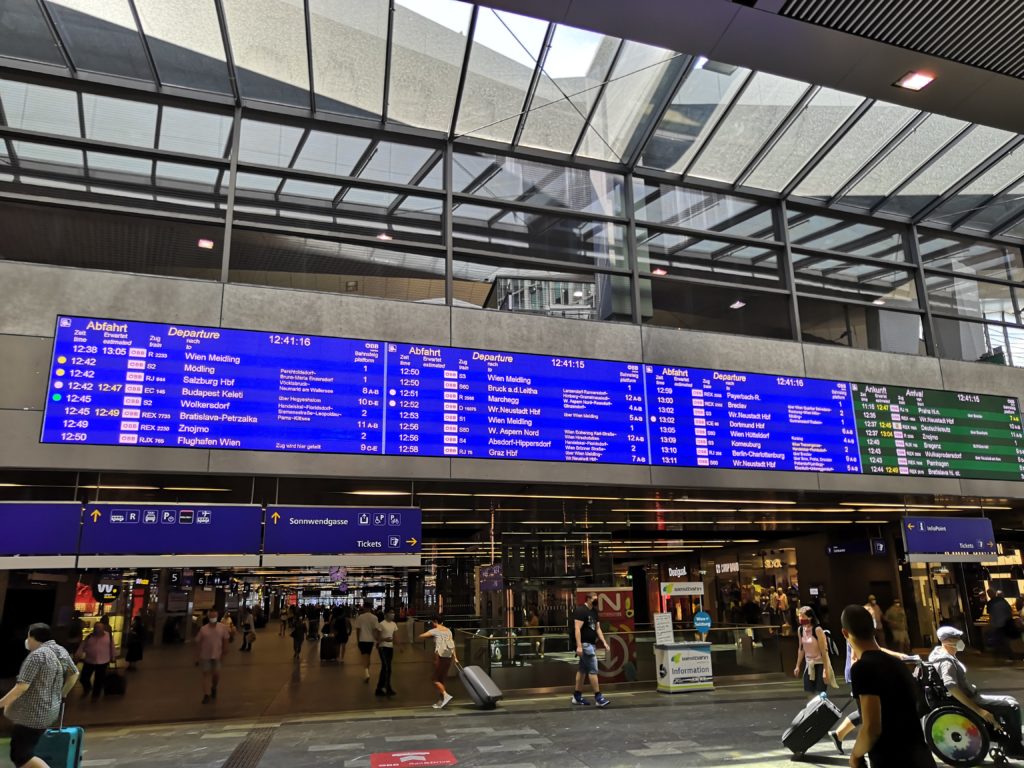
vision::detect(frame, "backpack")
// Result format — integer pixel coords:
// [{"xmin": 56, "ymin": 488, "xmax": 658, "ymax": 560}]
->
[
  {"xmin": 822, "ymin": 628, "xmax": 840, "ymax": 660},
  {"xmin": 438, "ymin": 630, "xmax": 456, "ymax": 658}
]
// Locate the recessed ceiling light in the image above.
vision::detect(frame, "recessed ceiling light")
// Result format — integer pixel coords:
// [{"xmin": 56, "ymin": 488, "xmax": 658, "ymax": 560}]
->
[
  {"xmin": 573, "ymin": 290, "xmax": 584, "ymax": 298},
  {"xmin": 872, "ymin": 298, "xmax": 886, "ymax": 305},
  {"xmin": 79, "ymin": 484, "xmax": 160, "ymax": 490},
  {"xmin": 163, "ymin": 486, "xmax": 232, "ymax": 492},
  {"xmin": 377, "ymin": 231, "xmax": 394, "ymax": 241},
  {"xmin": 651, "ymin": 267, "xmax": 668, "ymax": 276},
  {"xmin": 339, "ymin": 490, "xmax": 410, "ymax": 496},
  {"xmin": 197, "ymin": 238, "xmax": 215, "ymax": 250},
  {"xmin": 694, "ymin": 55, "xmax": 709, "ymax": 70},
  {"xmin": 730, "ymin": 300, "xmax": 746, "ymax": 310},
  {"xmin": 894, "ymin": 71, "xmax": 935, "ymax": 91}
]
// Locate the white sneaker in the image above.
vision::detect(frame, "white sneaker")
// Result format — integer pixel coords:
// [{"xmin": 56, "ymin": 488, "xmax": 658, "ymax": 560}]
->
[
  {"xmin": 439, "ymin": 693, "xmax": 454, "ymax": 709},
  {"xmin": 431, "ymin": 700, "xmax": 443, "ymax": 709}
]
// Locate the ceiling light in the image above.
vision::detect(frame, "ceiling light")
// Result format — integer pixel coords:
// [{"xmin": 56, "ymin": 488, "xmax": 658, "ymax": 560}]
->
[
  {"xmin": 894, "ymin": 71, "xmax": 935, "ymax": 91},
  {"xmin": 79, "ymin": 484, "xmax": 160, "ymax": 490},
  {"xmin": 573, "ymin": 290, "xmax": 584, "ymax": 298},
  {"xmin": 0, "ymin": 482, "xmax": 28, "ymax": 487},
  {"xmin": 338, "ymin": 490, "xmax": 410, "ymax": 496},
  {"xmin": 421, "ymin": 507, "xmax": 476, "ymax": 512},
  {"xmin": 651, "ymin": 267, "xmax": 668, "ymax": 276},
  {"xmin": 872, "ymin": 298, "xmax": 886, "ymax": 306},
  {"xmin": 415, "ymin": 492, "xmax": 474, "ymax": 497},
  {"xmin": 475, "ymin": 493, "xmax": 620, "ymax": 501},
  {"xmin": 377, "ymin": 231, "xmax": 394, "ymax": 241},
  {"xmin": 674, "ymin": 498, "xmax": 797, "ymax": 505},
  {"xmin": 694, "ymin": 55, "xmax": 709, "ymax": 70},
  {"xmin": 162, "ymin": 486, "xmax": 232, "ymax": 492},
  {"xmin": 729, "ymin": 300, "xmax": 746, "ymax": 310},
  {"xmin": 197, "ymin": 238, "xmax": 215, "ymax": 250}
]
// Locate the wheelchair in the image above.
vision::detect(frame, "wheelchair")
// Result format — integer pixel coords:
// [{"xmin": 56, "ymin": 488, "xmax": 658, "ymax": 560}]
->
[{"xmin": 913, "ymin": 661, "xmax": 1020, "ymax": 767}]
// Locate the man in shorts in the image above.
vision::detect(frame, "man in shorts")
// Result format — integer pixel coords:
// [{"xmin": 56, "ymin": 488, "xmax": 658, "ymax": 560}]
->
[
  {"xmin": 353, "ymin": 603, "xmax": 380, "ymax": 684},
  {"xmin": 195, "ymin": 608, "xmax": 231, "ymax": 704},
  {"xmin": 571, "ymin": 592, "xmax": 610, "ymax": 707},
  {"xmin": 0, "ymin": 623, "xmax": 79, "ymax": 768}
]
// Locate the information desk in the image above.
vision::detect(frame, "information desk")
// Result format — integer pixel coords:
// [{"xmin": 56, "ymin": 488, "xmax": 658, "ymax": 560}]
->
[{"xmin": 655, "ymin": 641, "xmax": 713, "ymax": 693}]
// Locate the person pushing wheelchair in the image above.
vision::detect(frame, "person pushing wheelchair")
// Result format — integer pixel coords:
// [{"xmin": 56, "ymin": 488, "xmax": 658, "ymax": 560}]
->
[{"xmin": 929, "ymin": 625, "xmax": 1024, "ymax": 757}]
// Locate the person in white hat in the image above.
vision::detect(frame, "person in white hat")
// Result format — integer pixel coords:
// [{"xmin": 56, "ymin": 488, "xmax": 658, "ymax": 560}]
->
[{"xmin": 929, "ymin": 625, "xmax": 1023, "ymax": 756}]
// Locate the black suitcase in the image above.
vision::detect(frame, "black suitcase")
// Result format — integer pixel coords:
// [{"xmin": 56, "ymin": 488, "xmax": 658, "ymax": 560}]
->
[
  {"xmin": 782, "ymin": 695, "xmax": 843, "ymax": 756},
  {"xmin": 103, "ymin": 670, "xmax": 127, "ymax": 697},
  {"xmin": 456, "ymin": 662, "xmax": 503, "ymax": 709},
  {"xmin": 320, "ymin": 636, "xmax": 339, "ymax": 662}
]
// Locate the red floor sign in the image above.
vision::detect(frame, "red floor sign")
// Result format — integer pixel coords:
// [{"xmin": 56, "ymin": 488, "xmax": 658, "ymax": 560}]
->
[{"xmin": 370, "ymin": 750, "xmax": 458, "ymax": 768}]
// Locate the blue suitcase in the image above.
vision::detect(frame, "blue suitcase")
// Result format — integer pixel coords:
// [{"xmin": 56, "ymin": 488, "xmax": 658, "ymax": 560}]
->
[{"xmin": 35, "ymin": 704, "xmax": 83, "ymax": 768}]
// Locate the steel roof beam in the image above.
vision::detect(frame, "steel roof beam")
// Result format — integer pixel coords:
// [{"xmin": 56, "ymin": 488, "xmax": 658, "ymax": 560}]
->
[
  {"xmin": 571, "ymin": 40, "xmax": 627, "ymax": 160},
  {"xmin": 511, "ymin": 22, "xmax": 555, "ymax": 149},
  {"xmin": 622, "ymin": 53, "xmax": 693, "ymax": 170},
  {"xmin": 448, "ymin": 5, "xmax": 478, "ymax": 140}
]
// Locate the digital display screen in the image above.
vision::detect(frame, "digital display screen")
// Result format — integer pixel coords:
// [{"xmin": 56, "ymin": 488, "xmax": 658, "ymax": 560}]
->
[{"xmin": 40, "ymin": 315, "xmax": 1024, "ymax": 481}]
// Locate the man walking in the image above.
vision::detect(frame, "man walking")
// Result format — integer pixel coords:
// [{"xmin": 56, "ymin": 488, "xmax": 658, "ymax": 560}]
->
[
  {"xmin": 571, "ymin": 592, "xmax": 611, "ymax": 707},
  {"xmin": 195, "ymin": 608, "xmax": 231, "ymax": 704},
  {"xmin": 864, "ymin": 595, "xmax": 885, "ymax": 645},
  {"xmin": 0, "ymin": 623, "xmax": 79, "ymax": 768},
  {"xmin": 374, "ymin": 609, "xmax": 400, "ymax": 697},
  {"xmin": 883, "ymin": 599, "xmax": 911, "ymax": 653},
  {"xmin": 353, "ymin": 602, "xmax": 379, "ymax": 684},
  {"xmin": 841, "ymin": 605, "xmax": 935, "ymax": 768}
]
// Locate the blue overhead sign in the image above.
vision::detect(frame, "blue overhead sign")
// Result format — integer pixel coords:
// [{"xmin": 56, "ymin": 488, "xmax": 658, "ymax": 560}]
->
[
  {"xmin": 903, "ymin": 516, "xmax": 997, "ymax": 563},
  {"xmin": 79, "ymin": 503, "xmax": 262, "ymax": 555},
  {"xmin": 0, "ymin": 502, "xmax": 82, "ymax": 556},
  {"xmin": 263, "ymin": 506, "xmax": 422, "ymax": 555}
]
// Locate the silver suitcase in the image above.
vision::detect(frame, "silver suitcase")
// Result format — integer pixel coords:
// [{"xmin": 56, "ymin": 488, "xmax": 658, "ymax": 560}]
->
[{"xmin": 457, "ymin": 662, "xmax": 503, "ymax": 709}]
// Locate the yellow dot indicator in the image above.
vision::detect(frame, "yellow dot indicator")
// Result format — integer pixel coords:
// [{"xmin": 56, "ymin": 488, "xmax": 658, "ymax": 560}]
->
[
  {"xmin": 55, "ymin": 368, "xmax": 65, "ymax": 376},
  {"xmin": 57, "ymin": 356, "xmax": 67, "ymax": 364}
]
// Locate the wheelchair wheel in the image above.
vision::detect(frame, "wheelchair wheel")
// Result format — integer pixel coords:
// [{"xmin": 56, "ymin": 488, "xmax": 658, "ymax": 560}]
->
[{"xmin": 924, "ymin": 706, "xmax": 990, "ymax": 767}]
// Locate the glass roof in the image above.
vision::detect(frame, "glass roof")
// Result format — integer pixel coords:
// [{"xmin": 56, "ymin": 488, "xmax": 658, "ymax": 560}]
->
[{"xmin": 0, "ymin": 0, "xmax": 1023, "ymax": 243}]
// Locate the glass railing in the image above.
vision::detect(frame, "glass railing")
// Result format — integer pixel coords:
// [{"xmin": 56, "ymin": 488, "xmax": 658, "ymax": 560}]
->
[{"xmin": 451, "ymin": 624, "xmax": 792, "ymax": 691}]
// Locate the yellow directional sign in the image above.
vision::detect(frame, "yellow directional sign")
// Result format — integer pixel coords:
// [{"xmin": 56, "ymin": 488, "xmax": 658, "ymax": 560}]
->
[
  {"xmin": 271, "ymin": 511, "xmax": 281, "ymax": 524},
  {"xmin": 406, "ymin": 537, "xmax": 418, "ymax": 546},
  {"xmin": 90, "ymin": 509, "xmax": 101, "ymax": 523}
]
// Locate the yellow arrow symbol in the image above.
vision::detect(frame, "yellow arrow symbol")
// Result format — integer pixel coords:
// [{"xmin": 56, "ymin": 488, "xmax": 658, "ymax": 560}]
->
[
  {"xmin": 406, "ymin": 537, "xmax": 418, "ymax": 546},
  {"xmin": 906, "ymin": 522, "xmax": 914, "ymax": 530},
  {"xmin": 271, "ymin": 511, "xmax": 281, "ymax": 525},
  {"xmin": 90, "ymin": 509, "xmax": 101, "ymax": 523}
]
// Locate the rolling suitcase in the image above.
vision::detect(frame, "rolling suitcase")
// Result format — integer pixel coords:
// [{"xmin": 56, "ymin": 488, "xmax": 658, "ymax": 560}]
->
[
  {"xmin": 782, "ymin": 694, "xmax": 845, "ymax": 756},
  {"xmin": 320, "ymin": 635, "xmax": 339, "ymax": 662},
  {"xmin": 103, "ymin": 666, "xmax": 127, "ymax": 696},
  {"xmin": 456, "ymin": 661, "xmax": 503, "ymax": 709},
  {"xmin": 35, "ymin": 704, "xmax": 84, "ymax": 768}
]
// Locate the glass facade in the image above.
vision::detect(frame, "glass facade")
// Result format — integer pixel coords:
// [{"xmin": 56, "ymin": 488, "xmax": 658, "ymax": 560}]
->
[{"xmin": 1, "ymin": 1, "xmax": 1024, "ymax": 368}]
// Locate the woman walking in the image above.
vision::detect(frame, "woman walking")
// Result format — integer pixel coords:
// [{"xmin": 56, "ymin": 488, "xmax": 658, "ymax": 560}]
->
[
  {"xmin": 793, "ymin": 606, "xmax": 837, "ymax": 698},
  {"xmin": 419, "ymin": 614, "xmax": 457, "ymax": 709},
  {"xmin": 125, "ymin": 615, "xmax": 145, "ymax": 670}
]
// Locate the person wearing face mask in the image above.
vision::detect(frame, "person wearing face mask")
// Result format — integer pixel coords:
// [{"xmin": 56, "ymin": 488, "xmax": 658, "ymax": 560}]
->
[
  {"xmin": 571, "ymin": 592, "xmax": 610, "ymax": 707},
  {"xmin": 793, "ymin": 606, "xmax": 837, "ymax": 698},
  {"xmin": 194, "ymin": 609, "xmax": 231, "ymax": 704},
  {"xmin": 0, "ymin": 623, "xmax": 79, "ymax": 768},
  {"xmin": 929, "ymin": 625, "xmax": 1024, "ymax": 756}
]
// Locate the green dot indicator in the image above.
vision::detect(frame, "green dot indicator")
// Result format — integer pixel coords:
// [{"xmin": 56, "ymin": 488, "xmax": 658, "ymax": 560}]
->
[{"xmin": 52, "ymin": 393, "xmax": 62, "ymax": 401}]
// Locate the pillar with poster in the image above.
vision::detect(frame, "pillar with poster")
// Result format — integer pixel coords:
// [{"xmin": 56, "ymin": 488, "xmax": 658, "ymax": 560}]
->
[
  {"xmin": 654, "ymin": 580, "xmax": 713, "ymax": 693},
  {"xmin": 575, "ymin": 587, "xmax": 637, "ymax": 683}
]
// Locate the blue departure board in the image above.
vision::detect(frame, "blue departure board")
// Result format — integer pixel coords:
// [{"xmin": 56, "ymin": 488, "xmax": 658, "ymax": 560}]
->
[
  {"xmin": 645, "ymin": 366, "xmax": 861, "ymax": 472},
  {"xmin": 38, "ymin": 315, "xmax": 1024, "ymax": 480}
]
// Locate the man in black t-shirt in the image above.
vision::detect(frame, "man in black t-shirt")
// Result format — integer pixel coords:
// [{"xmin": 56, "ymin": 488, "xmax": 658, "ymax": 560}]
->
[
  {"xmin": 571, "ymin": 592, "xmax": 610, "ymax": 707},
  {"xmin": 842, "ymin": 604, "xmax": 936, "ymax": 768}
]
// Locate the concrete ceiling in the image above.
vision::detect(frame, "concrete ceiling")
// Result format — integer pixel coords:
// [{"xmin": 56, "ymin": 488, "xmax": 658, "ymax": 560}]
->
[{"xmin": 477, "ymin": 0, "xmax": 1024, "ymax": 136}]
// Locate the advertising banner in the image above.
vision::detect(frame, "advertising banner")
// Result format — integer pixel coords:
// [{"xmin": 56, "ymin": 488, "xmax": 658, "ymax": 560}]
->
[
  {"xmin": 577, "ymin": 587, "xmax": 636, "ymax": 683},
  {"xmin": 660, "ymin": 581, "xmax": 705, "ymax": 597}
]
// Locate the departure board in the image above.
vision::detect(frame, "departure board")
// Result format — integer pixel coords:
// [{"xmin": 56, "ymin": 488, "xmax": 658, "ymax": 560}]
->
[
  {"xmin": 39, "ymin": 315, "xmax": 1024, "ymax": 481},
  {"xmin": 646, "ymin": 366, "xmax": 860, "ymax": 472},
  {"xmin": 852, "ymin": 384, "xmax": 1024, "ymax": 481}
]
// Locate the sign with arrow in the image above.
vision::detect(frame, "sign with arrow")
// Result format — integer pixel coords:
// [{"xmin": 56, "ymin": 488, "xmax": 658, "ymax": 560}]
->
[
  {"xmin": 264, "ymin": 506, "xmax": 422, "ymax": 556},
  {"xmin": 902, "ymin": 516, "xmax": 997, "ymax": 563},
  {"xmin": 79, "ymin": 503, "xmax": 262, "ymax": 556}
]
